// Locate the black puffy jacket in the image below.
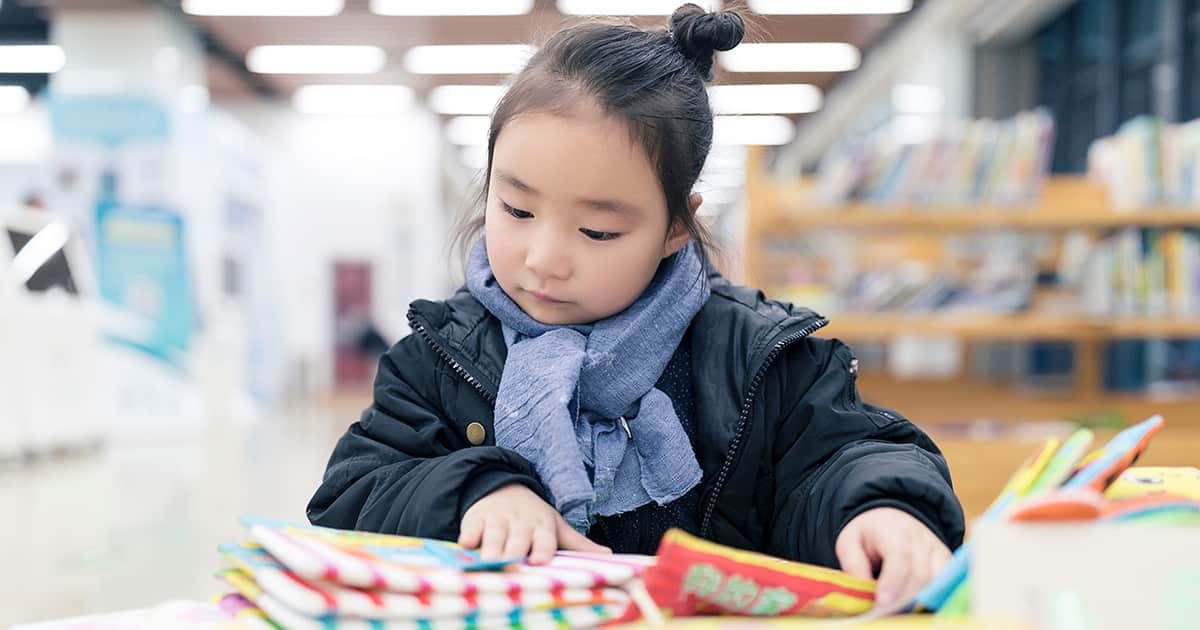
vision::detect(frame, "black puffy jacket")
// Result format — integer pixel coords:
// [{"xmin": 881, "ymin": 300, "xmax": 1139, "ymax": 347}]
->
[{"xmin": 307, "ymin": 278, "xmax": 965, "ymax": 568}]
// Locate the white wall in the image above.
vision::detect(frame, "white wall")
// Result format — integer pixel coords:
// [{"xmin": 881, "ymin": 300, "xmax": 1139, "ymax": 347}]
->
[
  {"xmin": 0, "ymin": 105, "xmax": 53, "ymax": 200},
  {"xmin": 223, "ymin": 102, "xmax": 448, "ymax": 391}
]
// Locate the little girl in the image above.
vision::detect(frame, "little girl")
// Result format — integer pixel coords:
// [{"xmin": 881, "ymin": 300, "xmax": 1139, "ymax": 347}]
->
[{"xmin": 308, "ymin": 4, "xmax": 964, "ymax": 607}]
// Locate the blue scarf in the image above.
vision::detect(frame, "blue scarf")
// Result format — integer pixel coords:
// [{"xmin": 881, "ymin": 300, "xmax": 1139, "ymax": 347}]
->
[{"xmin": 465, "ymin": 238, "xmax": 708, "ymax": 531}]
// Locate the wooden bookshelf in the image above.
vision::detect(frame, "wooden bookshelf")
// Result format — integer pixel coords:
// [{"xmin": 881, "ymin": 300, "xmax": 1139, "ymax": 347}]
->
[
  {"xmin": 757, "ymin": 159, "xmax": 1200, "ymax": 233},
  {"xmin": 771, "ymin": 205, "xmax": 1200, "ymax": 232},
  {"xmin": 822, "ymin": 313, "xmax": 1200, "ymax": 341},
  {"xmin": 742, "ymin": 146, "xmax": 1200, "ymax": 424}
]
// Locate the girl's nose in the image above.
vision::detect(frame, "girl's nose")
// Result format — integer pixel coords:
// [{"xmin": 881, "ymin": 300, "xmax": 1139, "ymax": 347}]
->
[{"xmin": 524, "ymin": 235, "xmax": 572, "ymax": 281}]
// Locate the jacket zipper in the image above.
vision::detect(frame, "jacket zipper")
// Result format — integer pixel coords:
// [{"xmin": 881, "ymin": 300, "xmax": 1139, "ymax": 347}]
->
[
  {"xmin": 698, "ymin": 317, "xmax": 829, "ymax": 538},
  {"xmin": 845, "ymin": 355, "xmax": 902, "ymax": 425},
  {"xmin": 845, "ymin": 357, "xmax": 859, "ymax": 410},
  {"xmin": 408, "ymin": 312, "xmax": 497, "ymax": 404}
]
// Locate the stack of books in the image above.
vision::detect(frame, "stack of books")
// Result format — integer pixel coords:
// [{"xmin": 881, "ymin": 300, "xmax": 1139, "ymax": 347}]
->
[
  {"xmin": 215, "ymin": 516, "xmax": 886, "ymax": 628},
  {"xmin": 215, "ymin": 517, "xmax": 646, "ymax": 629}
]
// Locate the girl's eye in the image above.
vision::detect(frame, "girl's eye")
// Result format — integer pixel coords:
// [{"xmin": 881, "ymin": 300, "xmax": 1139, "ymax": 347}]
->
[
  {"xmin": 501, "ymin": 202, "xmax": 533, "ymax": 219},
  {"xmin": 580, "ymin": 228, "xmax": 621, "ymax": 241}
]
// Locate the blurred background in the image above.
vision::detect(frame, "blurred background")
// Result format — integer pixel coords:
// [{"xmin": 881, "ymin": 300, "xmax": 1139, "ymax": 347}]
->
[{"xmin": 1, "ymin": 0, "xmax": 1199, "ymax": 624}]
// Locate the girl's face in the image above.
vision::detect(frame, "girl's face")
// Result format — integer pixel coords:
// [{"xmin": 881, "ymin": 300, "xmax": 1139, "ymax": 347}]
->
[{"xmin": 484, "ymin": 103, "xmax": 693, "ymax": 325}]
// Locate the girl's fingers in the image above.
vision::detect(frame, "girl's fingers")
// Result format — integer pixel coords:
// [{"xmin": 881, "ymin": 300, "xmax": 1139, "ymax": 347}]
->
[
  {"xmin": 479, "ymin": 518, "xmax": 508, "ymax": 562},
  {"xmin": 927, "ymin": 543, "xmax": 951, "ymax": 585},
  {"xmin": 458, "ymin": 513, "xmax": 484, "ymax": 549},
  {"xmin": 834, "ymin": 531, "xmax": 874, "ymax": 581},
  {"xmin": 529, "ymin": 522, "xmax": 558, "ymax": 565},
  {"xmin": 874, "ymin": 547, "xmax": 914, "ymax": 607},
  {"xmin": 555, "ymin": 517, "xmax": 612, "ymax": 554},
  {"xmin": 502, "ymin": 522, "xmax": 534, "ymax": 560}
]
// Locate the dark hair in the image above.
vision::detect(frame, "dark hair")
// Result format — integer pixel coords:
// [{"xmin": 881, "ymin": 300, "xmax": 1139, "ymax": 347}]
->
[{"xmin": 451, "ymin": 3, "xmax": 746, "ymax": 268}]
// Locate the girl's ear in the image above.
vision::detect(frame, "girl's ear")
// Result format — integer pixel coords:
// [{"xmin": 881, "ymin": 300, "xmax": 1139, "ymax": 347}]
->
[{"xmin": 662, "ymin": 193, "xmax": 703, "ymax": 258}]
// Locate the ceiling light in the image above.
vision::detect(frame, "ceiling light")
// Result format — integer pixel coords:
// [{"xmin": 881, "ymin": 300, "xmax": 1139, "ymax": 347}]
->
[
  {"xmin": 445, "ymin": 115, "xmax": 491, "ymax": 145},
  {"xmin": 371, "ymin": 0, "xmax": 533, "ymax": 15},
  {"xmin": 712, "ymin": 115, "xmax": 795, "ymax": 146},
  {"xmin": 557, "ymin": 0, "xmax": 718, "ymax": 14},
  {"xmin": 748, "ymin": 0, "xmax": 912, "ymax": 14},
  {"xmin": 404, "ymin": 45, "xmax": 534, "ymax": 75},
  {"xmin": 182, "ymin": 0, "xmax": 344, "ymax": 16},
  {"xmin": 0, "ymin": 86, "xmax": 30, "ymax": 115},
  {"xmin": 707, "ymin": 84, "xmax": 822, "ymax": 115},
  {"xmin": 891, "ymin": 83, "xmax": 944, "ymax": 114},
  {"xmin": 428, "ymin": 85, "xmax": 507, "ymax": 115},
  {"xmin": 719, "ymin": 43, "xmax": 860, "ymax": 73},
  {"xmin": 0, "ymin": 45, "xmax": 66, "ymax": 74},
  {"xmin": 293, "ymin": 84, "xmax": 414, "ymax": 115},
  {"xmin": 246, "ymin": 45, "xmax": 385, "ymax": 74}
]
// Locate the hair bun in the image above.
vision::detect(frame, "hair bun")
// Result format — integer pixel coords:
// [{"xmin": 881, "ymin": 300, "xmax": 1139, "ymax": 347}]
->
[{"xmin": 669, "ymin": 3, "xmax": 745, "ymax": 81}]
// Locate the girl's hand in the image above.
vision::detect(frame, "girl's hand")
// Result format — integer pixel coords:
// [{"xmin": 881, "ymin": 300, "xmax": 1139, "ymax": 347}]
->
[
  {"xmin": 459, "ymin": 483, "xmax": 612, "ymax": 564},
  {"xmin": 834, "ymin": 507, "xmax": 951, "ymax": 608}
]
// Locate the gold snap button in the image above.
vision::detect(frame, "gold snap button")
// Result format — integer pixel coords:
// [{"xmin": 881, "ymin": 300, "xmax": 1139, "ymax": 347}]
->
[{"xmin": 466, "ymin": 422, "xmax": 486, "ymax": 445}]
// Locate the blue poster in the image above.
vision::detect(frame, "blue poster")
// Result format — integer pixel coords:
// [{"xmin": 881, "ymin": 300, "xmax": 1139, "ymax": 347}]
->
[
  {"xmin": 93, "ymin": 174, "xmax": 194, "ymax": 362},
  {"xmin": 50, "ymin": 95, "xmax": 195, "ymax": 364}
]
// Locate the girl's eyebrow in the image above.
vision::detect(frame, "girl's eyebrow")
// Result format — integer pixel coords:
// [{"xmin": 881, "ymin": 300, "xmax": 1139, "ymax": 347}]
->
[
  {"xmin": 579, "ymin": 197, "xmax": 640, "ymax": 216},
  {"xmin": 496, "ymin": 169, "xmax": 640, "ymax": 216},
  {"xmin": 496, "ymin": 170, "xmax": 538, "ymax": 195}
]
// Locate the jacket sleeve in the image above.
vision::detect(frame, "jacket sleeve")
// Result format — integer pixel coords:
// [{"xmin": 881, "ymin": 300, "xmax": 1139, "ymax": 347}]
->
[
  {"xmin": 766, "ymin": 338, "xmax": 965, "ymax": 568},
  {"xmin": 306, "ymin": 334, "xmax": 548, "ymax": 540}
]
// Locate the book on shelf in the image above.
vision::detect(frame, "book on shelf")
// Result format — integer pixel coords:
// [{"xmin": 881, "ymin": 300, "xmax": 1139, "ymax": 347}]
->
[
  {"xmin": 1077, "ymin": 228, "xmax": 1200, "ymax": 318},
  {"xmin": 812, "ymin": 109, "xmax": 1055, "ymax": 208},
  {"xmin": 1089, "ymin": 115, "xmax": 1200, "ymax": 209}
]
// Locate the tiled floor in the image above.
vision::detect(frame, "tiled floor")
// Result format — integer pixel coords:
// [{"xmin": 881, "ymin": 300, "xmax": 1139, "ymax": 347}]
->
[{"xmin": 0, "ymin": 395, "xmax": 364, "ymax": 627}]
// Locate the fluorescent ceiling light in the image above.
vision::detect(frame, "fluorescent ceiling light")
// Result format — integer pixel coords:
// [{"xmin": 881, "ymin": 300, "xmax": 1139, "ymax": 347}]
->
[
  {"xmin": 707, "ymin": 84, "xmax": 822, "ymax": 115},
  {"xmin": 293, "ymin": 84, "xmax": 414, "ymax": 115},
  {"xmin": 247, "ymin": 45, "xmax": 385, "ymax": 74},
  {"xmin": 0, "ymin": 86, "xmax": 30, "ymax": 114},
  {"xmin": 719, "ymin": 43, "xmax": 860, "ymax": 73},
  {"xmin": 445, "ymin": 115, "xmax": 491, "ymax": 145},
  {"xmin": 371, "ymin": 0, "xmax": 533, "ymax": 15},
  {"xmin": 182, "ymin": 0, "xmax": 344, "ymax": 16},
  {"xmin": 713, "ymin": 115, "xmax": 795, "ymax": 146},
  {"xmin": 748, "ymin": 0, "xmax": 912, "ymax": 14},
  {"xmin": 428, "ymin": 85, "xmax": 507, "ymax": 115},
  {"xmin": 404, "ymin": 45, "xmax": 534, "ymax": 75},
  {"xmin": 558, "ymin": 0, "xmax": 717, "ymax": 14},
  {"xmin": 0, "ymin": 45, "xmax": 66, "ymax": 74},
  {"xmin": 891, "ymin": 83, "xmax": 943, "ymax": 114}
]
